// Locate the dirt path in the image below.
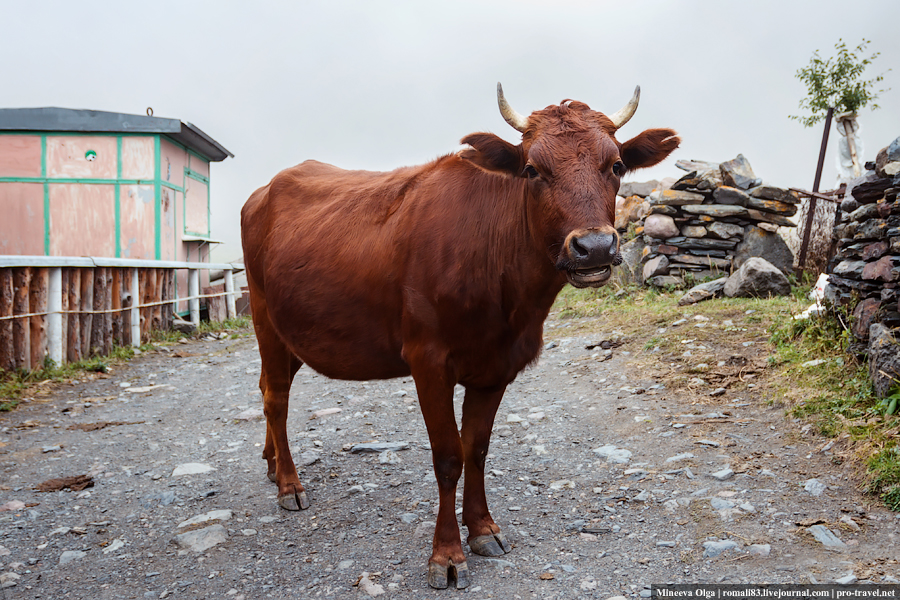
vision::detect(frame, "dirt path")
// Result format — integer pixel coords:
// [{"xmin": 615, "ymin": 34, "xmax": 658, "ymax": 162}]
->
[{"xmin": 1, "ymin": 313, "xmax": 899, "ymax": 599}]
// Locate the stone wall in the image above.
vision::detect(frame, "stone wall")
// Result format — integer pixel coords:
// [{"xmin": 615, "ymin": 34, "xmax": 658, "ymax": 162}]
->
[{"xmin": 618, "ymin": 155, "xmax": 797, "ymax": 287}]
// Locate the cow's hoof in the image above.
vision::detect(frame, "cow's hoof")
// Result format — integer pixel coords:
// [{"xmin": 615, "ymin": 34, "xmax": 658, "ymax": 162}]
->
[
  {"xmin": 277, "ymin": 490, "xmax": 310, "ymax": 511},
  {"xmin": 427, "ymin": 560, "xmax": 469, "ymax": 589},
  {"xmin": 469, "ymin": 532, "xmax": 511, "ymax": 556},
  {"xmin": 267, "ymin": 471, "xmax": 277, "ymax": 483}
]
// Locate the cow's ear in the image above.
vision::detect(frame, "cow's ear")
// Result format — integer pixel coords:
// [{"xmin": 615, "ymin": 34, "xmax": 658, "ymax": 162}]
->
[
  {"xmin": 459, "ymin": 133, "xmax": 525, "ymax": 177},
  {"xmin": 620, "ymin": 128, "xmax": 680, "ymax": 170}
]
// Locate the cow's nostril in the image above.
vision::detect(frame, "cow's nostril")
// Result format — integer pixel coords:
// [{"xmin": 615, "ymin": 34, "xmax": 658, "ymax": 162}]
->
[{"xmin": 569, "ymin": 237, "xmax": 589, "ymax": 260}]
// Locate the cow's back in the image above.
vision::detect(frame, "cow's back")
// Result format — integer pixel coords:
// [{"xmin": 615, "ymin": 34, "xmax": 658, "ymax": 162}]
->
[{"xmin": 241, "ymin": 160, "xmax": 427, "ymax": 380}]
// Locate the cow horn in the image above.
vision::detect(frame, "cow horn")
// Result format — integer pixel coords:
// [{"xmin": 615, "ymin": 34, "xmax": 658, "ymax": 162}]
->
[
  {"xmin": 497, "ymin": 83, "xmax": 529, "ymax": 133},
  {"xmin": 608, "ymin": 85, "xmax": 640, "ymax": 129}
]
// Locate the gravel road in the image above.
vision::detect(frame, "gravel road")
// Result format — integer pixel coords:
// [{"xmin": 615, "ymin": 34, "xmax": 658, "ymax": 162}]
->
[{"xmin": 1, "ymin": 312, "xmax": 899, "ymax": 599}]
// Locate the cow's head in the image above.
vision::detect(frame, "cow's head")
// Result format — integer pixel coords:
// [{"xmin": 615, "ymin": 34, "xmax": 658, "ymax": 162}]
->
[{"xmin": 459, "ymin": 84, "xmax": 679, "ymax": 288}]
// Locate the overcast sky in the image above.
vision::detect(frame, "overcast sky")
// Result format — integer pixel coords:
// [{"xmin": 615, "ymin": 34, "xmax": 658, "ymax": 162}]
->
[{"xmin": 3, "ymin": 0, "xmax": 898, "ymax": 262}]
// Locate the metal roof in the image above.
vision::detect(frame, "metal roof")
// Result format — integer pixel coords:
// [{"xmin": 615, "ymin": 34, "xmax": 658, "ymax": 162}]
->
[{"xmin": 0, "ymin": 107, "xmax": 233, "ymax": 162}]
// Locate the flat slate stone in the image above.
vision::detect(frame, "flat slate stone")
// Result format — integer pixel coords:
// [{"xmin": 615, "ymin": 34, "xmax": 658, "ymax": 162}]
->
[
  {"xmin": 720, "ymin": 154, "xmax": 760, "ymax": 190},
  {"xmin": 745, "ymin": 209, "xmax": 796, "ymax": 227},
  {"xmin": 671, "ymin": 254, "xmax": 731, "ymax": 269},
  {"xmin": 678, "ymin": 277, "xmax": 728, "ymax": 306},
  {"xmin": 749, "ymin": 184, "xmax": 800, "ymax": 204},
  {"xmin": 807, "ymin": 524, "xmax": 846, "ymax": 549},
  {"xmin": 680, "ymin": 225, "xmax": 707, "ymax": 238},
  {"xmin": 745, "ymin": 197, "xmax": 798, "ymax": 216},
  {"xmin": 682, "ymin": 204, "xmax": 749, "ymax": 218},
  {"xmin": 172, "ymin": 524, "xmax": 228, "ymax": 554},
  {"xmin": 665, "ymin": 237, "xmax": 737, "ymax": 250},
  {"xmin": 712, "ymin": 186, "xmax": 750, "ymax": 206},
  {"xmin": 350, "ymin": 441, "xmax": 411, "ymax": 453},
  {"xmin": 707, "ymin": 221, "xmax": 744, "ymax": 240},
  {"xmin": 650, "ymin": 189, "xmax": 706, "ymax": 206}
]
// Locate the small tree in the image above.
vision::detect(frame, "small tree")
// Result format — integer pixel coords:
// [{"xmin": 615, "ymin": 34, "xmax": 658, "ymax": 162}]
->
[{"xmin": 790, "ymin": 39, "xmax": 888, "ymax": 127}]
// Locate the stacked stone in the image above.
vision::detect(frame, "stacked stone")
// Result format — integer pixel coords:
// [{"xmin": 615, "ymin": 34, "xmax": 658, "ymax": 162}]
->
[
  {"xmin": 639, "ymin": 155, "xmax": 799, "ymax": 287},
  {"xmin": 827, "ymin": 137, "xmax": 900, "ymax": 344}
]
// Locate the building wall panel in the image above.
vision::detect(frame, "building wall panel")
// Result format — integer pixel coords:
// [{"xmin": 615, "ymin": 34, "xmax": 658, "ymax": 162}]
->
[
  {"xmin": 0, "ymin": 183, "xmax": 45, "ymax": 254},
  {"xmin": 120, "ymin": 185, "xmax": 155, "ymax": 259},
  {"xmin": 47, "ymin": 136, "xmax": 117, "ymax": 179},
  {"xmin": 120, "ymin": 136, "xmax": 154, "ymax": 180},
  {"xmin": 187, "ymin": 154, "xmax": 210, "ymax": 178},
  {"xmin": 160, "ymin": 138, "xmax": 188, "ymax": 189},
  {"xmin": 0, "ymin": 135, "xmax": 42, "ymax": 178},
  {"xmin": 185, "ymin": 177, "xmax": 209, "ymax": 236},
  {"xmin": 49, "ymin": 184, "xmax": 116, "ymax": 257},
  {"xmin": 160, "ymin": 186, "xmax": 177, "ymax": 261}
]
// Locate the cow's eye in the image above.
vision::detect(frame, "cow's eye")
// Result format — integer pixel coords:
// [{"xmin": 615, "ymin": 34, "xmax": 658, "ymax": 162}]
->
[
  {"xmin": 523, "ymin": 164, "xmax": 540, "ymax": 179},
  {"xmin": 612, "ymin": 161, "xmax": 626, "ymax": 177}
]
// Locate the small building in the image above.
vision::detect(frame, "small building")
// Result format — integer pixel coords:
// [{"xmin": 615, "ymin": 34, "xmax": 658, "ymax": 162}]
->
[{"xmin": 0, "ymin": 107, "xmax": 232, "ymax": 303}]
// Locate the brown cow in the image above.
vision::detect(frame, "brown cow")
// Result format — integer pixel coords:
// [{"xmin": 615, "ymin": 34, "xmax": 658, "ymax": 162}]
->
[{"xmin": 241, "ymin": 84, "xmax": 678, "ymax": 589}]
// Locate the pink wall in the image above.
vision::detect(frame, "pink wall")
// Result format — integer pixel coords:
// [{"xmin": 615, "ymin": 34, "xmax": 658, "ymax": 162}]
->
[
  {"xmin": 120, "ymin": 184, "xmax": 155, "ymax": 259},
  {"xmin": 0, "ymin": 135, "xmax": 42, "ymax": 177},
  {"xmin": 0, "ymin": 182, "xmax": 44, "ymax": 254},
  {"xmin": 49, "ymin": 184, "xmax": 116, "ymax": 257},
  {"xmin": 121, "ymin": 137, "xmax": 154, "ymax": 180},
  {"xmin": 184, "ymin": 177, "xmax": 209, "ymax": 235},
  {"xmin": 47, "ymin": 136, "xmax": 117, "ymax": 179},
  {"xmin": 160, "ymin": 139, "xmax": 188, "ymax": 189}
]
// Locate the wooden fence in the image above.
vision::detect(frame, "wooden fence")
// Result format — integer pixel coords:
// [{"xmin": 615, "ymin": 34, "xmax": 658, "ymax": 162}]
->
[{"xmin": 0, "ymin": 256, "xmax": 244, "ymax": 372}]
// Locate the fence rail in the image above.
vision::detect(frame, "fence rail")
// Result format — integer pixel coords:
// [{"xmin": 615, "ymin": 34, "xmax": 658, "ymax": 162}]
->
[{"xmin": 0, "ymin": 255, "xmax": 244, "ymax": 372}]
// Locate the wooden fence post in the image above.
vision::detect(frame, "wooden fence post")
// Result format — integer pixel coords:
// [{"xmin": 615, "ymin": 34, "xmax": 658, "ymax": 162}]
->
[
  {"xmin": 189, "ymin": 269, "xmax": 200, "ymax": 326},
  {"xmin": 224, "ymin": 268, "xmax": 236, "ymax": 320},
  {"xmin": 13, "ymin": 268, "xmax": 31, "ymax": 371},
  {"xmin": 80, "ymin": 268, "xmax": 94, "ymax": 358},
  {"xmin": 47, "ymin": 267, "xmax": 63, "ymax": 366},
  {"xmin": 29, "ymin": 267, "xmax": 48, "ymax": 369},
  {"xmin": 67, "ymin": 268, "xmax": 81, "ymax": 363},
  {"xmin": 131, "ymin": 268, "xmax": 140, "ymax": 347},
  {"xmin": 0, "ymin": 269, "xmax": 14, "ymax": 371}
]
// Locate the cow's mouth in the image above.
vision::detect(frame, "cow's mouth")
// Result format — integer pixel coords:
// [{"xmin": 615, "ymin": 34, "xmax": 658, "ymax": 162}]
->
[{"xmin": 566, "ymin": 265, "xmax": 612, "ymax": 288}]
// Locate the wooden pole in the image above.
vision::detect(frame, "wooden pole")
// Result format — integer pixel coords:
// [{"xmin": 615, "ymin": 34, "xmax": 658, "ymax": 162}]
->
[
  {"xmin": 111, "ymin": 268, "xmax": 122, "ymax": 347},
  {"xmin": 0, "ymin": 269, "xmax": 14, "ymax": 371},
  {"xmin": 47, "ymin": 267, "xmax": 63, "ymax": 366},
  {"xmin": 225, "ymin": 269, "xmax": 236, "ymax": 320},
  {"xmin": 130, "ymin": 268, "xmax": 140, "ymax": 347},
  {"xmin": 80, "ymin": 268, "xmax": 94, "ymax": 358},
  {"xmin": 29, "ymin": 267, "xmax": 48, "ymax": 369},
  {"xmin": 13, "ymin": 268, "xmax": 31, "ymax": 371},
  {"xmin": 151, "ymin": 270, "xmax": 162, "ymax": 332},
  {"xmin": 798, "ymin": 107, "xmax": 834, "ymax": 271},
  {"xmin": 189, "ymin": 268, "xmax": 200, "ymax": 326},
  {"xmin": 67, "ymin": 268, "xmax": 81, "ymax": 363}
]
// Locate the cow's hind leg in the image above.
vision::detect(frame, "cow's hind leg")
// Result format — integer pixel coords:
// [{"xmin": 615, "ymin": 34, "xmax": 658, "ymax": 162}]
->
[
  {"xmin": 411, "ymin": 368, "xmax": 469, "ymax": 589},
  {"xmin": 251, "ymin": 293, "xmax": 308, "ymax": 511},
  {"xmin": 461, "ymin": 386, "xmax": 511, "ymax": 557}
]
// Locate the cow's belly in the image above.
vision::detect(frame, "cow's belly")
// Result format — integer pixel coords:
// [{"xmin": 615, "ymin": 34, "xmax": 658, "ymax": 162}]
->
[{"xmin": 264, "ymin": 259, "xmax": 409, "ymax": 381}]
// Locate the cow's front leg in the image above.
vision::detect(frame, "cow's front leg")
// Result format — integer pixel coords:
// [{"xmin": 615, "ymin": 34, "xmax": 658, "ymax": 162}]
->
[
  {"xmin": 461, "ymin": 386, "xmax": 511, "ymax": 557},
  {"xmin": 412, "ymin": 370, "xmax": 468, "ymax": 590}
]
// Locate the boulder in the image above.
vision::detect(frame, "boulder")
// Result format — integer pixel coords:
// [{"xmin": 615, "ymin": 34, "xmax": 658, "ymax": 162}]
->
[
  {"xmin": 707, "ymin": 222, "xmax": 744, "ymax": 240},
  {"xmin": 611, "ymin": 237, "xmax": 646, "ymax": 286},
  {"xmin": 720, "ymin": 154, "xmax": 761, "ymax": 190},
  {"xmin": 733, "ymin": 226, "xmax": 794, "ymax": 274},
  {"xmin": 643, "ymin": 214, "xmax": 679, "ymax": 240},
  {"xmin": 619, "ymin": 180, "xmax": 659, "ymax": 198},
  {"xmin": 643, "ymin": 255, "xmax": 670, "ymax": 282},
  {"xmin": 868, "ymin": 323, "xmax": 900, "ymax": 398},
  {"xmin": 723, "ymin": 257, "xmax": 791, "ymax": 298},
  {"xmin": 678, "ymin": 277, "xmax": 728, "ymax": 306}
]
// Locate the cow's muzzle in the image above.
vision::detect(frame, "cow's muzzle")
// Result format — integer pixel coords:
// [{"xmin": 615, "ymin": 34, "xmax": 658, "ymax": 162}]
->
[{"xmin": 560, "ymin": 229, "xmax": 620, "ymax": 288}]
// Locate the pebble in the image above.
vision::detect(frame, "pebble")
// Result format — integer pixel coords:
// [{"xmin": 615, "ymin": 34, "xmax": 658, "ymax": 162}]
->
[
  {"xmin": 378, "ymin": 450, "xmax": 402, "ymax": 464},
  {"xmin": 399, "ymin": 513, "xmax": 418, "ymax": 524},
  {"xmin": 835, "ymin": 574, "xmax": 858, "ymax": 585},
  {"xmin": 702, "ymin": 540, "xmax": 738, "ymax": 558},
  {"xmin": 350, "ymin": 441, "xmax": 410, "ymax": 453},
  {"xmin": 549, "ymin": 480, "xmax": 575, "ymax": 490},
  {"xmin": 235, "ymin": 407, "xmax": 264, "ymax": 421},
  {"xmin": 240, "ymin": 529, "xmax": 257, "ymax": 536},
  {"xmin": 709, "ymin": 388, "xmax": 727, "ymax": 397},
  {"xmin": 696, "ymin": 440, "xmax": 720, "ymax": 447},
  {"xmin": 413, "ymin": 521, "xmax": 435, "ymax": 538},
  {"xmin": 656, "ymin": 541, "xmax": 676, "ymax": 547},
  {"xmin": 172, "ymin": 524, "xmax": 228, "ymax": 554},
  {"xmin": 807, "ymin": 525, "xmax": 847, "ymax": 549},
  {"xmin": 633, "ymin": 490, "xmax": 650, "ymax": 502},
  {"xmin": 59, "ymin": 550, "xmax": 87, "ymax": 565},
  {"xmin": 710, "ymin": 468, "xmax": 734, "ymax": 481},
  {"xmin": 748, "ymin": 544, "xmax": 771, "ymax": 557},
  {"xmin": 309, "ymin": 407, "xmax": 342, "ymax": 419},
  {"xmin": 42, "ymin": 445, "xmax": 62, "ymax": 453},
  {"xmin": 299, "ymin": 450, "xmax": 321, "ymax": 466},
  {"xmin": 0, "ymin": 501, "xmax": 26, "ymax": 512},
  {"xmin": 592, "ymin": 445, "xmax": 632, "ymax": 464},
  {"xmin": 532, "ymin": 445, "xmax": 548, "ymax": 456},
  {"xmin": 338, "ymin": 560, "xmax": 354, "ymax": 570},
  {"xmin": 665, "ymin": 452, "xmax": 694, "ymax": 463},
  {"xmin": 172, "ymin": 463, "xmax": 215, "ymax": 476},
  {"xmin": 258, "ymin": 516, "xmax": 278, "ymax": 524},
  {"xmin": 357, "ymin": 572, "xmax": 385, "ymax": 597},
  {"xmin": 177, "ymin": 510, "xmax": 233, "ymax": 529},
  {"xmin": 102, "ymin": 539, "xmax": 125, "ymax": 554},
  {"xmin": 803, "ymin": 478, "xmax": 827, "ymax": 496}
]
